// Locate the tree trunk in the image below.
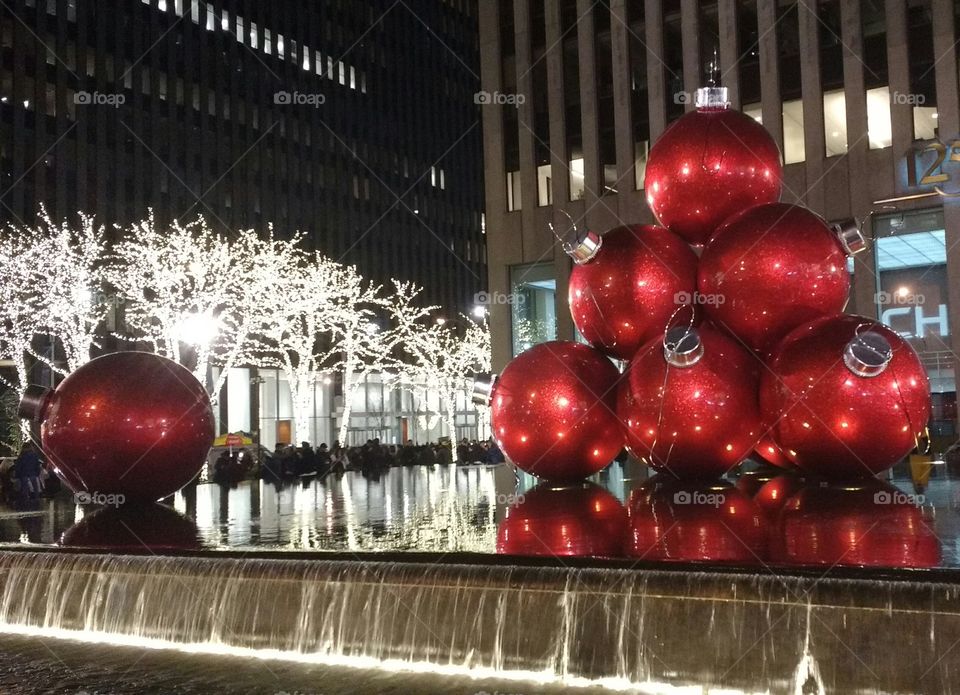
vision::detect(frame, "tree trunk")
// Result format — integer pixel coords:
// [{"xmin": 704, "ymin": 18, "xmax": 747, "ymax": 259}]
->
[{"xmin": 338, "ymin": 362, "xmax": 356, "ymax": 445}]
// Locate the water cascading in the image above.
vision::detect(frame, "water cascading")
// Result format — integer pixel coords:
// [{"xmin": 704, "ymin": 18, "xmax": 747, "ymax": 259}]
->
[{"xmin": 0, "ymin": 550, "xmax": 957, "ymax": 692}]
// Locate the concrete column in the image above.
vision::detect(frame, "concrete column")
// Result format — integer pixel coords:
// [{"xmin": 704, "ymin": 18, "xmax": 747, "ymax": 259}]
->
[
  {"xmin": 757, "ymin": 0, "xmax": 783, "ymax": 151},
  {"xmin": 610, "ymin": 0, "xmax": 634, "ymax": 202},
  {"xmin": 717, "ymin": 0, "xmax": 740, "ymax": 109},
  {"xmin": 680, "ymin": 0, "xmax": 700, "ymax": 111},
  {"xmin": 798, "ymin": 2, "xmax": 825, "ymax": 212},
  {"xmin": 644, "ymin": 0, "xmax": 666, "ymax": 140},
  {"xmin": 577, "ymin": 0, "xmax": 601, "ymax": 208}
]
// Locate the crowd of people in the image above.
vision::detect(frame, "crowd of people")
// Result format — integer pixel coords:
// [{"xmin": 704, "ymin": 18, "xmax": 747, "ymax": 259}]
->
[{"xmin": 210, "ymin": 437, "xmax": 506, "ymax": 485}]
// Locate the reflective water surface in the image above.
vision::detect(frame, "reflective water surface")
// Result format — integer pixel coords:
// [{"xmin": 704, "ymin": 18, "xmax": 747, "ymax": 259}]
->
[{"xmin": 0, "ymin": 460, "xmax": 958, "ymax": 570}]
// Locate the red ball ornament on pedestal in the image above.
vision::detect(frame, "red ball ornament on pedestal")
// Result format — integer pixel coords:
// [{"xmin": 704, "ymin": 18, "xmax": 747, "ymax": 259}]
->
[
  {"xmin": 760, "ymin": 315, "xmax": 931, "ymax": 478},
  {"xmin": 617, "ymin": 322, "xmax": 762, "ymax": 478},
  {"xmin": 564, "ymin": 222, "xmax": 698, "ymax": 361},
  {"xmin": 496, "ymin": 482, "xmax": 628, "ymax": 557},
  {"xmin": 488, "ymin": 341, "xmax": 623, "ymax": 481},
  {"xmin": 20, "ymin": 352, "xmax": 215, "ymax": 502},
  {"xmin": 644, "ymin": 87, "xmax": 782, "ymax": 246},
  {"xmin": 698, "ymin": 204, "xmax": 865, "ymax": 354},
  {"xmin": 627, "ymin": 477, "xmax": 766, "ymax": 563},
  {"xmin": 772, "ymin": 479, "xmax": 939, "ymax": 567}
]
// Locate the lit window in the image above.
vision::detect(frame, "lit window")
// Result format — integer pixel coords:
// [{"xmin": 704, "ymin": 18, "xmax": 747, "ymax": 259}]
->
[
  {"xmin": 264, "ymin": 29, "xmax": 272, "ymax": 55},
  {"xmin": 315, "ymin": 50, "xmax": 322, "ymax": 75},
  {"xmin": 250, "ymin": 22, "xmax": 258, "ymax": 49},
  {"xmin": 277, "ymin": 34, "xmax": 285, "ymax": 59},
  {"xmin": 350, "ymin": 66, "xmax": 356, "ymax": 90},
  {"xmin": 743, "ymin": 102, "xmax": 762, "ymax": 125},
  {"xmin": 537, "ymin": 164, "xmax": 552, "ymax": 206},
  {"xmin": 507, "ymin": 171, "xmax": 522, "ymax": 211},
  {"xmin": 221, "ymin": 9, "xmax": 229, "ymax": 32},
  {"xmin": 823, "ymin": 89, "xmax": 848, "ymax": 156},
  {"xmin": 569, "ymin": 158, "xmax": 585, "ymax": 201},
  {"xmin": 205, "ymin": 3, "xmax": 214, "ymax": 31},
  {"xmin": 190, "ymin": 0, "xmax": 199, "ymax": 23},
  {"xmin": 866, "ymin": 86, "xmax": 892, "ymax": 149},
  {"xmin": 782, "ymin": 99, "xmax": 805, "ymax": 164},
  {"xmin": 338, "ymin": 62, "xmax": 346, "ymax": 85},
  {"xmin": 914, "ymin": 105, "xmax": 938, "ymax": 141}
]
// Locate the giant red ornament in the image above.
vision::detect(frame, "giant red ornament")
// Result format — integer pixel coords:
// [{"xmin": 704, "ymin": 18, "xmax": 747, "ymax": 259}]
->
[
  {"xmin": 698, "ymin": 203, "xmax": 864, "ymax": 354},
  {"xmin": 772, "ymin": 479, "xmax": 939, "ymax": 567},
  {"xmin": 760, "ymin": 314, "xmax": 931, "ymax": 478},
  {"xmin": 617, "ymin": 323, "xmax": 762, "ymax": 478},
  {"xmin": 490, "ymin": 341, "xmax": 623, "ymax": 480},
  {"xmin": 644, "ymin": 87, "xmax": 782, "ymax": 246},
  {"xmin": 496, "ymin": 482, "xmax": 628, "ymax": 557},
  {"xmin": 565, "ymin": 223, "xmax": 699, "ymax": 361},
  {"xmin": 20, "ymin": 352, "xmax": 215, "ymax": 501},
  {"xmin": 627, "ymin": 477, "xmax": 766, "ymax": 563}
]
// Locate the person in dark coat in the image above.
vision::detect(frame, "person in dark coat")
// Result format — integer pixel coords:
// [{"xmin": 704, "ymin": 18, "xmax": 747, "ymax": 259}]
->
[{"xmin": 14, "ymin": 442, "xmax": 43, "ymax": 500}]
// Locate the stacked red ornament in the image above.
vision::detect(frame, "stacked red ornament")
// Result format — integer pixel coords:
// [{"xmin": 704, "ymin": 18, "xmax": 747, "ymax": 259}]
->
[
  {"xmin": 759, "ymin": 315, "xmax": 931, "ymax": 478},
  {"xmin": 645, "ymin": 87, "xmax": 782, "ymax": 246},
  {"xmin": 565, "ymin": 222, "xmax": 698, "ymax": 361},
  {"xmin": 617, "ymin": 321, "xmax": 762, "ymax": 478},
  {"xmin": 698, "ymin": 203, "xmax": 864, "ymax": 355},
  {"xmin": 19, "ymin": 352, "xmax": 215, "ymax": 502},
  {"xmin": 488, "ymin": 341, "xmax": 623, "ymax": 481}
]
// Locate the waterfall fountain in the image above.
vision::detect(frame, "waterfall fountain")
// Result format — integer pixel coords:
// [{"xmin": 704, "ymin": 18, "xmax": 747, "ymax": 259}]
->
[{"xmin": 0, "ymin": 549, "xmax": 956, "ymax": 692}]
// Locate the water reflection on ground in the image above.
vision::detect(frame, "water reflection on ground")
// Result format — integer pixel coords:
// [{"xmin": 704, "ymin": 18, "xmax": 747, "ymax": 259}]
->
[{"xmin": 1, "ymin": 461, "xmax": 960, "ymax": 569}]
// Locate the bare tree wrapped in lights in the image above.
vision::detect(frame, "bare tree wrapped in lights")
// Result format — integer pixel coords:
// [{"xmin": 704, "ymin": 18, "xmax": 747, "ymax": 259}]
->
[
  {"xmin": 392, "ymin": 299, "xmax": 492, "ymax": 459},
  {"xmin": 26, "ymin": 210, "xmax": 109, "ymax": 374},
  {"xmin": 0, "ymin": 230, "xmax": 41, "ymax": 407},
  {"xmin": 106, "ymin": 213, "xmax": 302, "ymax": 401},
  {"xmin": 239, "ymin": 253, "xmax": 370, "ymax": 445}
]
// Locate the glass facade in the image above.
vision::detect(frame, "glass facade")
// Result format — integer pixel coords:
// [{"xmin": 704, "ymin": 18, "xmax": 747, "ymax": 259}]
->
[
  {"xmin": 875, "ymin": 209, "xmax": 955, "ymax": 435},
  {"xmin": 510, "ymin": 262, "xmax": 557, "ymax": 356}
]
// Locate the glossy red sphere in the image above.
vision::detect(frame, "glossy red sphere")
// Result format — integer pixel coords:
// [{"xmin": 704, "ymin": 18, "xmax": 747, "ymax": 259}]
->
[
  {"xmin": 699, "ymin": 203, "xmax": 850, "ymax": 354},
  {"xmin": 627, "ymin": 477, "xmax": 766, "ymax": 563},
  {"xmin": 38, "ymin": 352, "xmax": 215, "ymax": 501},
  {"xmin": 496, "ymin": 482, "xmax": 628, "ymax": 557},
  {"xmin": 617, "ymin": 325, "xmax": 762, "ymax": 478},
  {"xmin": 644, "ymin": 105, "xmax": 782, "ymax": 245},
  {"xmin": 569, "ymin": 224, "xmax": 699, "ymax": 361},
  {"xmin": 491, "ymin": 341, "xmax": 624, "ymax": 481},
  {"xmin": 61, "ymin": 503, "xmax": 202, "ymax": 551},
  {"xmin": 772, "ymin": 480, "xmax": 940, "ymax": 567},
  {"xmin": 760, "ymin": 315, "xmax": 931, "ymax": 478}
]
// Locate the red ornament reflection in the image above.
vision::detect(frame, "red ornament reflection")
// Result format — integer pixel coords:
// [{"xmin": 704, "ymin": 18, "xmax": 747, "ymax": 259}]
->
[
  {"xmin": 760, "ymin": 315, "xmax": 931, "ymax": 478},
  {"xmin": 735, "ymin": 468, "xmax": 781, "ymax": 498},
  {"xmin": 491, "ymin": 341, "xmax": 624, "ymax": 481},
  {"xmin": 698, "ymin": 203, "xmax": 851, "ymax": 355},
  {"xmin": 568, "ymin": 224, "xmax": 699, "ymax": 361},
  {"xmin": 754, "ymin": 435, "xmax": 794, "ymax": 470},
  {"xmin": 773, "ymin": 479, "xmax": 940, "ymax": 567},
  {"xmin": 617, "ymin": 323, "xmax": 762, "ymax": 478},
  {"xmin": 644, "ymin": 94, "xmax": 782, "ymax": 246},
  {"xmin": 25, "ymin": 352, "xmax": 215, "ymax": 501},
  {"xmin": 496, "ymin": 482, "xmax": 628, "ymax": 557},
  {"xmin": 627, "ymin": 477, "xmax": 766, "ymax": 563},
  {"xmin": 752, "ymin": 474, "xmax": 806, "ymax": 519},
  {"xmin": 61, "ymin": 503, "xmax": 203, "ymax": 551}
]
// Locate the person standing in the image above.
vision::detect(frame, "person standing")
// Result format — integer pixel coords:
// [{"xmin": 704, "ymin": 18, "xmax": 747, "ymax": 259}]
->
[{"xmin": 14, "ymin": 442, "xmax": 44, "ymax": 500}]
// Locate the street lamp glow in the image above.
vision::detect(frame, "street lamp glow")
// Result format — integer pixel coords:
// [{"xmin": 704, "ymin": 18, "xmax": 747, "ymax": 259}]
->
[
  {"xmin": 472, "ymin": 305, "xmax": 486, "ymax": 318},
  {"xmin": 175, "ymin": 311, "xmax": 220, "ymax": 346}
]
